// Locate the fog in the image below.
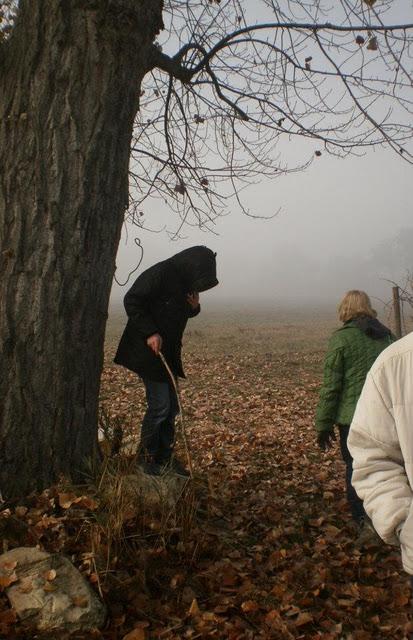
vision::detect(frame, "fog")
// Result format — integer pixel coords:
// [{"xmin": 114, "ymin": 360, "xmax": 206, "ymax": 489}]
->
[
  {"xmin": 111, "ymin": 147, "xmax": 412, "ymax": 313},
  {"xmin": 111, "ymin": 0, "xmax": 412, "ymax": 317}
]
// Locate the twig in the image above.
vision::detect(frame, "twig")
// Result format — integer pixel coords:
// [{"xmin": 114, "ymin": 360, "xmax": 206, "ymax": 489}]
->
[
  {"xmin": 159, "ymin": 352, "xmax": 194, "ymax": 477},
  {"xmin": 90, "ymin": 532, "xmax": 104, "ymax": 600},
  {"xmin": 159, "ymin": 621, "xmax": 185, "ymax": 637}
]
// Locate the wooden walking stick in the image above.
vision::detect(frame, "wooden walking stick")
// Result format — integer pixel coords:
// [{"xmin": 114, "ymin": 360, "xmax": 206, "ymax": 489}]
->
[{"xmin": 159, "ymin": 352, "xmax": 194, "ymax": 477}]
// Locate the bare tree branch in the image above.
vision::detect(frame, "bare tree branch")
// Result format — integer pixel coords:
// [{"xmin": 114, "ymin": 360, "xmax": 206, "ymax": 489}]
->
[{"xmin": 128, "ymin": 1, "xmax": 413, "ymax": 235}]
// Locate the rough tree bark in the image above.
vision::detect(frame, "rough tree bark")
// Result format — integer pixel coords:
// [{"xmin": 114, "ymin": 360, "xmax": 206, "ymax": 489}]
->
[{"xmin": 0, "ymin": 0, "xmax": 163, "ymax": 498}]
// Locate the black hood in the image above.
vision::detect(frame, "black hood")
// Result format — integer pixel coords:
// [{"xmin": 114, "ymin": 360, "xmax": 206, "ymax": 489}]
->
[
  {"xmin": 167, "ymin": 246, "xmax": 219, "ymax": 292},
  {"xmin": 349, "ymin": 315, "xmax": 392, "ymax": 340}
]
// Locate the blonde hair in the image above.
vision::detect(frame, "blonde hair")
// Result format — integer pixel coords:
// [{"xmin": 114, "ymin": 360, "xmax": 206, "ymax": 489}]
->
[{"xmin": 338, "ymin": 290, "xmax": 376, "ymax": 323}]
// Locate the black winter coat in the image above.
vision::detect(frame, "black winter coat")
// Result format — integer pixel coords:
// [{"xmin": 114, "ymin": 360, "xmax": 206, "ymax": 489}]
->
[{"xmin": 114, "ymin": 246, "xmax": 218, "ymax": 382}]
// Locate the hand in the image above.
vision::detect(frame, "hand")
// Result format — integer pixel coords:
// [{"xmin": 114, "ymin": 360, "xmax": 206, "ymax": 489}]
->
[
  {"xmin": 147, "ymin": 333, "xmax": 162, "ymax": 355},
  {"xmin": 317, "ymin": 429, "xmax": 336, "ymax": 451},
  {"xmin": 187, "ymin": 291, "xmax": 199, "ymax": 309}
]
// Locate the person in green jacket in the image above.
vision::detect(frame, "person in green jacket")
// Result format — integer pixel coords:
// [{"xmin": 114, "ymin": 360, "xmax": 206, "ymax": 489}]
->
[{"xmin": 315, "ymin": 290, "xmax": 394, "ymax": 527}]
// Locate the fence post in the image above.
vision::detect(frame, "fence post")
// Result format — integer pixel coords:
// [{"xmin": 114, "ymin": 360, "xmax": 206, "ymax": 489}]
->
[{"xmin": 392, "ymin": 286, "xmax": 402, "ymax": 338}]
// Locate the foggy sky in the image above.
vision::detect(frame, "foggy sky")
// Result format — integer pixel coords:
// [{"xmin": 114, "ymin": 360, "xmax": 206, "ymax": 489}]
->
[{"xmin": 112, "ymin": 148, "xmax": 412, "ymax": 310}]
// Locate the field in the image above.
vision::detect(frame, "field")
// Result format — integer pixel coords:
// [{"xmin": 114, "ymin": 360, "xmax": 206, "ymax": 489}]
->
[{"xmin": 98, "ymin": 306, "xmax": 413, "ymax": 640}]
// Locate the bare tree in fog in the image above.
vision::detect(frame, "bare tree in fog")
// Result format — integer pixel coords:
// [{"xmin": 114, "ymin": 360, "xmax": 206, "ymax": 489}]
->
[
  {"xmin": 1, "ymin": 0, "xmax": 413, "ymax": 497},
  {"xmin": 129, "ymin": 0, "xmax": 413, "ymax": 235}
]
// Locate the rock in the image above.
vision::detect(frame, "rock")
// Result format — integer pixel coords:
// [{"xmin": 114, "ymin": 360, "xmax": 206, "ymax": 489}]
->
[
  {"xmin": 103, "ymin": 468, "xmax": 189, "ymax": 512},
  {"xmin": 127, "ymin": 468, "xmax": 189, "ymax": 508},
  {"xmin": 0, "ymin": 547, "xmax": 106, "ymax": 632}
]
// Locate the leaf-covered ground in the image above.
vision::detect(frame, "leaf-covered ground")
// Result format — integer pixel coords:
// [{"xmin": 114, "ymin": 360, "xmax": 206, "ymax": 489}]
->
[{"xmin": 1, "ymin": 310, "xmax": 412, "ymax": 639}]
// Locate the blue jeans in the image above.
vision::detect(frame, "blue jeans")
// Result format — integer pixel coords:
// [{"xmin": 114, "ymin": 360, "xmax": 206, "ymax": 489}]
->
[
  {"xmin": 339, "ymin": 425, "xmax": 365, "ymax": 523},
  {"xmin": 140, "ymin": 378, "xmax": 179, "ymax": 463}
]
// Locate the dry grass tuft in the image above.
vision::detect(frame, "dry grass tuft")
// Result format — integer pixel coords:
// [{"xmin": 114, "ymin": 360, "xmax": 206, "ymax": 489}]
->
[{"xmin": 78, "ymin": 431, "xmax": 204, "ymax": 591}]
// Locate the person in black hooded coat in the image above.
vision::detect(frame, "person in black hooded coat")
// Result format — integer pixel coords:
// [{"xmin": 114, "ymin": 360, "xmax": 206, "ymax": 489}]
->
[{"xmin": 114, "ymin": 246, "xmax": 218, "ymax": 475}]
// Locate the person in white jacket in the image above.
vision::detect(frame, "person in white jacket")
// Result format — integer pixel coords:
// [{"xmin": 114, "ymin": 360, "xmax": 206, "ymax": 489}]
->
[{"xmin": 348, "ymin": 331, "xmax": 413, "ymax": 574}]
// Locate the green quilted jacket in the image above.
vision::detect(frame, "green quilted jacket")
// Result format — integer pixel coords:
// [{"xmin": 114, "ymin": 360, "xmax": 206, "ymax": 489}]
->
[{"xmin": 315, "ymin": 317, "xmax": 394, "ymax": 432}]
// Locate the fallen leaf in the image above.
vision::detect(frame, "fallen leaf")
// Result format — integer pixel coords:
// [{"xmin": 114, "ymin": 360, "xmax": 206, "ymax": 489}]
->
[
  {"xmin": 241, "ymin": 600, "xmax": 259, "ymax": 613},
  {"xmin": 72, "ymin": 596, "xmax": 89, "ymax": 608},
  {"xmin": 77, "ymin": 496, "xmax": 99, "ymax": 511},
  {"xmin": 44, "ymin": 569, "xmax": 57, "ymax": 581},
  {"xmin": 294, "ymin": 611, "xmax": 313, "ymax": 627},
  {"xmin": 58, "ymin": 492, "xmax": 98, "ymax": 510},
  {"xmin": 58, "ymin": 492, "xmax": 79, "ymax": 509},
  {"xmin": 0, "ymin": 561, "xmax": 17, "ymax": 572},
  {"xmin": 394, "ymin": 592, "xmax": 409, "ymax": 607},
  {"xmin": 0, "ymin": 572, "xmax": 18, "ymax": 590},
  {"xmin": 170, "ymin": 573, "xmax": 184, "ymax": 589},
  {"xmin": 265, "ymin": 609, "xmax": 281, "ymax": 624},
  {"xmin": 324, "ymin": 524, "xmax": 340, "ymax": 538},
  {"xmin": 188, "ymin": 598, "xmax": 201, "ymax": 617},
  {"xmin": 122, "ymin": 629, "xmax": 146, "ymax": 640},
  {"xmin": 19, "ymin": 578, "xmax": 33, "ymax": 594},
  {"xmin": 0, "ymin": 609, "xmax": 17, "ymax": 624}
]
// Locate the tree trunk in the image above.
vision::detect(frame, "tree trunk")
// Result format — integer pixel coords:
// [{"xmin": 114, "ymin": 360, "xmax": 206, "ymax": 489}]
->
[{"xmin": 0, "ymin": 0, "xmax": 163, "ymax": 498}]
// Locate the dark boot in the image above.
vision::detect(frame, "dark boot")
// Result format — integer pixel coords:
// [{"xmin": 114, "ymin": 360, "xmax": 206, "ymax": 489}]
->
[
  {"xmin": 136, "ymin": 452, "xmax": 163, "ymax": 476},
  {"xmin": 162, "ymin": 455, "xmax": 190, "ymax": 478}
]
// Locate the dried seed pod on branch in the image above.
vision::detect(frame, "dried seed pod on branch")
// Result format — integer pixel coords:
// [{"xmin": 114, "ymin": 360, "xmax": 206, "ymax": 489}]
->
[{"xmin": 129, "ymin": 0, "xmax": 413, "ymax": 234}]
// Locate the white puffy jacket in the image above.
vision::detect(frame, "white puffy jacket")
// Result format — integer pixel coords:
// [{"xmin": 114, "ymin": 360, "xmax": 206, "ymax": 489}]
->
[{"xmin": 348, "ymin": 331, "xmax": 413, "ymax": 574}]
